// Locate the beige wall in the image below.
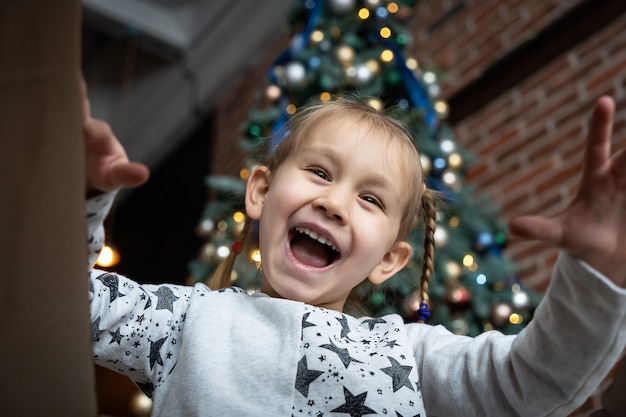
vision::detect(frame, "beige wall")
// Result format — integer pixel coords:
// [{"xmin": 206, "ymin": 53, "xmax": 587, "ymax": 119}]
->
[{"xmin": 0, "ymin": 2, "xmax": 96, "ymax": 415}]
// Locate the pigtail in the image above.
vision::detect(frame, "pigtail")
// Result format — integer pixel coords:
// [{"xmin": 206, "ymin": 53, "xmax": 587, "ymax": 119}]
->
[
  {"xmin": 208, "ymin": 217, "xmax": 254, "ymax": 290},
  {"xmin": 418, "ymin": 187, "xmax": 438, "ymax": 322}
]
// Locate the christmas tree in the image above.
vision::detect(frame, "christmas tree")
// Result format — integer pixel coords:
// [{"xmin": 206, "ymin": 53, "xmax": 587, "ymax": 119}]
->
[{"xmin": 189, "ymin": 0, "xmax": 540, "ymax": 336}]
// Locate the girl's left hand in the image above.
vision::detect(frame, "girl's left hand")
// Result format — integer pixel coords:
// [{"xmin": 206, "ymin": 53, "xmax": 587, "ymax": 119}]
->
[{"xmin": 509, "ymin": 96, "xmax": 626, "ymax": 287}]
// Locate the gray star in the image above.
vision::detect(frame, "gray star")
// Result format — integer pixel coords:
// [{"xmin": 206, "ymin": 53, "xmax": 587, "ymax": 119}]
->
[
  {"xmin": 149, "ymin": 336, "xmax": 168, "ymax": 370},
  {"xmin": 336, "ymin": 315, "xmax": 354, "ymax": 339},
  {"xmin": 109, "ymin": 327, "xmax": 123, "ymax": 344},
  {"xmin": 385, "ymin": 340, "xmax": 400, "ymax": 349},
  {"xmin": 362, "ymin": 318, "xmax": 386, "ymax": 331},
  {"xmin": 91, "ymin": 316, "xmax": 105, "ymax": 342},
  {"xmin": 152, "ymin": 287, "xmax": 179, "ymax": 313},
  {"xmin": 302, "ymin": 312, "xmax": 316, "ymax": 329},
  {"xmin": 136, "ymin": 381, "xmax": 154, "ymax": 397},
  {"xmin": 295, "ymin": 356, "xmax": 324, "ymax": 398},
  {"xmin": 141, "ymin": 289, "xmax": 152, "ymax": 310},
  {"xmin": 96, "ymin": 273, "xmax": 125, "ymax": 303},
  {"xmin": 381, "ymin": 356, "xmax": 414, "ymax": 392},
  {"xmin": 320, "ymin": 339, "xmax": 362, "ymax": 368},
  {"xmin": 330, "ymin": 387, "xmax": 376, "ymax": 417}
]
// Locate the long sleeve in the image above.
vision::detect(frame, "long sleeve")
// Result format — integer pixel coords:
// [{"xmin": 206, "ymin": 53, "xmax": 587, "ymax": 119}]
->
[
  {"xmin": 409, "ymin": 252, "xmax": 626, "ymax": 417},
  {"xmin": 85, "ymin": 192, "xmax": 194, "ymax": 396},
  {"xmin": 85, "ymin": 192, "xmax": 116, "ymax": 268}
]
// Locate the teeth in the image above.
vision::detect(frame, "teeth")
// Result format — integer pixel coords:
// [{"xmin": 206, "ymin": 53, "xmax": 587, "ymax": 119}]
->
[{"xmin": 295, "ymin": 226, "xmax": 338, "ymax": 252}]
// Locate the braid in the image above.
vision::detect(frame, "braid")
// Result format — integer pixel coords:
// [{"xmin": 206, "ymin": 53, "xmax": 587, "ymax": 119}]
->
[
  {"xmin": 208, "ymin": 217, "xmax": 255, "ymax": 290},
  {"xmin": 419, "ymin": 187, "xmax": 437, "ymax": 322}
]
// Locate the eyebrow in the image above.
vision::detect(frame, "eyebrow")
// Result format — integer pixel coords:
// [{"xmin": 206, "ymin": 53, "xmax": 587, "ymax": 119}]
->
[{"xmin": 300, "ymin": 145, "xmax": 396, "ymax": 192}]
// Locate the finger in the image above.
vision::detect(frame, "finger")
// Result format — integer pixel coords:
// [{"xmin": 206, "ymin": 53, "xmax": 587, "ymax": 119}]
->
[
  {"xmin": 508, "ymin": 215, "xmax": 564, "ymax": 246},
  {"xmin": 109, "ymin": 162, "xmax": 150, "ymax": 189},
  {"xmin": 84, "ymin": 119, "xmax": 118, "ymax": 155},
  {"xmin": 582, "ymin": 96, "xmax": 615, "ymax": 179},
  {"xmin": 612, "ymin": 148, "xmax": 626, "ymax": 180}
]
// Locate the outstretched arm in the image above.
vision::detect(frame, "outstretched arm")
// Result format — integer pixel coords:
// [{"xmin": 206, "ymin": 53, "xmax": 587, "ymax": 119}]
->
[
  {"xmin": 509, "ymin": 96, "xmax": 626, "ymax": 286},
  {"xmin": 82, "ymin": 79, "xmax": 150, "ymax": 195}
]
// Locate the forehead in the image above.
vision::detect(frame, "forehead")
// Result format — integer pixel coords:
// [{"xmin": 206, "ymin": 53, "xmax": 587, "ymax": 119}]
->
[
  {"xmin": 300, "ymin": 113, "xmax": 418, "ymax": 194},
  {"xmin": 303, "ymin": 113, "xmax": 411, "ymax": 162}
]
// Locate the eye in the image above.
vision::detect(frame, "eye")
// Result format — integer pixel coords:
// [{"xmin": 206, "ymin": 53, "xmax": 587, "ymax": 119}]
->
[
  {"xmin": 306, "ymin": 167, "xmax": 330, "ymax": 181},
  {"xmin": 361, "ymin": 194, "xmax": 385, "ymax": 210}
]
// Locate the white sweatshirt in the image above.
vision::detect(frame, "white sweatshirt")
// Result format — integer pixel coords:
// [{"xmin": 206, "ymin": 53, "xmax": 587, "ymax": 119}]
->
[{"xmin": 87, "ymin": 193, "xmax": 626, "ymax": 417}]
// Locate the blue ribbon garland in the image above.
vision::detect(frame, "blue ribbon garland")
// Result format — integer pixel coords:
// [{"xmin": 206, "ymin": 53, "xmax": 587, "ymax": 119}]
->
[{"xmin": 267, "ymin": 0, "xmax": 325, "ymax": 154}]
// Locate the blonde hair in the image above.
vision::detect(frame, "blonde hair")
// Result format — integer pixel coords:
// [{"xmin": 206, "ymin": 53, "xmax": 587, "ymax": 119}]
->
[{"xmin": 209, "ymin": 98, "xmax": 437, "ymax": 320}]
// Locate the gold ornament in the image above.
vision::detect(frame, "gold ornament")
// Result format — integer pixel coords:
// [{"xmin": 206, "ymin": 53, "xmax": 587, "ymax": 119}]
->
[
  {"xmin": 265, "ymin": 84, "xmax": 281, "ymax": 101},
  {"xmin": 365, "ymin": 59, "xmax": 380, "ymax": 75},
  {"xmin": 490, "ymin": 302, "xmax": 513, "ymax": 327},
  {"xmin": 420, "ymin": 154, "xmax": 431, "ymax": 175},
  {"xmin": 445, "ymin": 260, "xmax": 462, "ymax": 279},
  {"xmin": 335, "ymin": 45, "xmax": 355, "ymax": 64},
  {"xmin": 199, "ymin": 243, "xmax": 217, "ymax": 262},
  {"xmin": 448, "ymin": 152, "xmax": 463, "ymax": 170}
]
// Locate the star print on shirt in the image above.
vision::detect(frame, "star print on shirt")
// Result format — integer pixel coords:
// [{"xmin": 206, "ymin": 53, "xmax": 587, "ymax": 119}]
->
[
  {"xmin": 152, "ymin": 286, "xmax": 179, "ymax": 313},
  {"xmin": 140, "ymin": 289, "xmax": 152, "ymax": 310},
  {"xmin": 380, "ymin": 357, "xmax": 414, "ymax": 392},
  {"xmin": 361, "ymin": 318, "xmax": 387, "ymax": 331},
  {"xmin": 96, "ymin": 273, "xmax": 125, "ymax": 302},
  {"xmin": 331, "ymin": 386, "xmax": 376, "ymax": 417},
  {"xmin": 385, "ymin": 340, "xmax": 400, "ymax": 349},
  {"xmin": 149, "ymin": 336, "xmax": 168, "ymax": 370},
  {"xmin": 320, "ymin": 339, "xmax": 363, "ymax": 368},
  {"xmin": 295, "ymin": 356, "xmax": 324, "ymax": 397},
  {"xmin": 336, "ymin": 315, "xmax": 355, "ymax": 340},
  {"xmin": 91, "ymin": 316, "xmax": 105, "ymax": 342},
  {"xmin": 109, "ymin": 327, "xmax": 124, "ymax": 344},
  {"xmin": 303, "ymin": 312, "xmax": 316, "ymax": 329},
  {"xmin": 136, "ymin": 381, "xmax": 155, "ymax": 397}
]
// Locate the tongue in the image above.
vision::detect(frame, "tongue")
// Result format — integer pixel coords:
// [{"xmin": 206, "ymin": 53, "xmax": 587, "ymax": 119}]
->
[{"xmin": 291, "ymin": 234, "xmax": 332, "ymax": 268}]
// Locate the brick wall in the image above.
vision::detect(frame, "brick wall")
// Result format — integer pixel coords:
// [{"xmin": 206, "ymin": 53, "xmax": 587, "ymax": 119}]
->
[
  {"xmin": 211, "ymin": 2, "xmax": 626, "ymax": 414},
  {"xmin": 411, "ymin": 1, "xmax": 626, "ymax": 414},
  {"xmin": 411, "ymin": 0, "xmax": 626, "ymax": 288},
  {"xmin": 412, "ymin": 0, "xmax": 587, "ymax": 97},
  {"xmin": 454, "ymin": 14, "xmax": 626, "ymax": 289}
]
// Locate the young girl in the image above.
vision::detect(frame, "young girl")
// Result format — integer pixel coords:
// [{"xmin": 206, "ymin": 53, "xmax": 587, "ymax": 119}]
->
[{"xmin": 85, "ymin": 90, "xmax": 626, "ymax": 416}]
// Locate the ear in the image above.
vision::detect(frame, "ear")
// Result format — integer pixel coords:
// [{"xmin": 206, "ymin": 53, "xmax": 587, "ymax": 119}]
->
[
  {"xmin": 368, "ymin": 241, "xmax": 412, "ymax": 285},
  {"xmin": 245, "ymin": 166, "xmax": 271, "ymax": 220}
]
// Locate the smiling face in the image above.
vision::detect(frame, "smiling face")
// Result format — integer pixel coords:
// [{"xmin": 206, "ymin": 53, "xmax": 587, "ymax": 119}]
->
[{"xmin": 245, "ymin": 109, "xmax": 422, "ymax": 311}]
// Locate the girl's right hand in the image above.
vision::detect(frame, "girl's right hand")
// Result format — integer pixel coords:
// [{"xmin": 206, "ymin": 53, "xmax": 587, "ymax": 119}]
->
[{"xmin": 82, "ymin": 78, "xmax": 149, "ymax": 195}]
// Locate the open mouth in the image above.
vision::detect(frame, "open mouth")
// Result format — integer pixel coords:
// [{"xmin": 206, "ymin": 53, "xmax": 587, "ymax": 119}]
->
[{"xmin": 289, "ymin": 226, "xmax": 340, "ymax": 268}]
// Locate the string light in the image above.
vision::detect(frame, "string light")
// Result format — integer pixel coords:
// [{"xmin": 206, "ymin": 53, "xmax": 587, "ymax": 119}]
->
[
  {"xmin": 358, "ymin": 8, "xmax": 370, "ymax": 19},
  {"xmin": 509, "ymin": 313, "xmax": 524, "ymax": 325},
  {"xmin": 96, "ymin": 245, "xmax": 120, "ymax": 268},
  {"xmin": 380, "ymin": 49, "xmax": 394, "ymax": 62},
  {"xmin": 379, "ymin": 27, "xmax": 391, "ymax": 39},
  {"xmin": 405, "ymin": 58, "xmax": 419, "ymax": 70},
  {"xmin": 387, "ymin": 2, "xmax": 399, "ymax": 13},
  {"xmin": 310, "ymin": 29, "xmax": 324, "ymax": 43},
  {"xmin": 248, "ymin": 248, "xmax": 262, "ymax": 265},
  {"xmin": 233, "ymin": 211, "xmax": 245, "ymax": 223}
]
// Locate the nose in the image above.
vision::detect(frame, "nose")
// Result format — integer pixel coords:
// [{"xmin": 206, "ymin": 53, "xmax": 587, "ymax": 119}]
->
[{"xmin": 314, "ymin": 187, "xmax": 348, "ymax": 224}]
